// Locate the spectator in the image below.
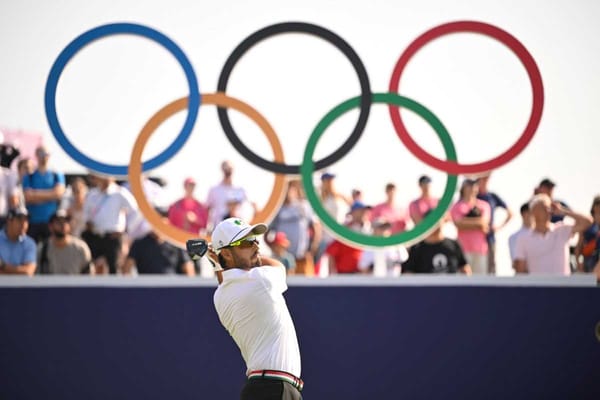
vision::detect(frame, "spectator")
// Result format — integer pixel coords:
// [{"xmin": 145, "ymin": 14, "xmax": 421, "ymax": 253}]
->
[
  {"xmin": 351, "ymin": 188, "xmax": 363, "ymax": 203},
  {"xmin": 123, "ymin": 231, "xmax": 195, "ymax": 276},
  {"xmin": 325, "ymin": 201, "xmax": 370, "ymax": 274},
  {"xmin": 222, "ymin": 194, "xmax": 243, "ymax": 220},
  {"xmin": 315, "ymin": 172, "xmax": 351, "ymax": 265},
  {"xmin": 0, "ymin": 207, "xmax": 36, "ymax": 276},
  {"xmin": 514, "ymin": 194, "xmax": 592, "ymax": 275},
  {"xmin": 267, "ymin": 231, "xmax": 296, "ymax": 273},
  {"xmin": 269, "ymin": 180, "xmax": 321, "ymax": 276},
  {"xmin": 60, "ymin": 177, "xmax": 88, "ymax": 237},
  {"xmin": 402, "ymin": 214, "xmax": 471, "ymax": 275},
  {"xmin": 168, "ymin": 177, "xmax": 208, "ymax": 235},
  {"xmin": 0, "ymin": 161, "xmax": 19, "ymax": 227},
  {"xmin": 21, "ymin": 145, "xmax": 66, "ymax": 242},
  {"xmin": 358, "ymin": 219, "xmax": 408, "ymax": 276},
  {"xmin": 82, "ymin": 174, "xmax": 140, "ymax": 274},
  {"xmin": 476, "ymin": 173, "xmax": 513, "ymax": 275},
  {"xmin": 409, "ymin": 175, "xmax": 439, "ymax": 224},
  {"xmin": 121, "ymin": 177, "xmax": 166, "ymax": 242},
  {"xmin": 346, "ymin": 201, "xmax": 372, "ymax": 233},
  {"xmin": 319, "ymin": 172, "xmax": 350, "ymax": 224},
  {"xmin": 17, "ymin": 158, "xmax": 34, "ymax": 184},
  {"xmin": 508, "ymin": 203, "xmax": 533, "ymax": 271},
  {"xmin": 450, "ymin": 178, "xmax": 491, "ymax": 274},
  {"xmin": 535, "ymin": 178, "xmax": 569, "ymax": 223},
  {"xmin": 575, "ymin": 196, "xmax": 600, "ymax": 273},
  {"xmin": 370, "ymin": 183, "xmax": 410, "ymax": 234},
  {"xmin": 37, "ymin": 210, "xmax": 92, "ymax": 275},
  {"xmin": 206, "ymin": 160, "xmax": 253, "ymax": 229},
  {"xmin": 16, "ymin": 158, "xmax": 34, "ymax": 207},
  {"xmin": 0, "ymin": 142, "xmax": 20, "ymax": 169}
]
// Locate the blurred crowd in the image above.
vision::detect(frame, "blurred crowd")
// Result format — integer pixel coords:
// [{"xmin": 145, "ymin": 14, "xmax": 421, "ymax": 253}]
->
[{"xmin": 0, "ymin": 144, "xmax": 599, "ymax": 280}]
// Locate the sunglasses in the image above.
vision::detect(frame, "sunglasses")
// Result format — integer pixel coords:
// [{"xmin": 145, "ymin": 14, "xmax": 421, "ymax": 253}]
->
[{"xmin": 227, "ymin": 237, "xmax": 259, "ymax": 249}]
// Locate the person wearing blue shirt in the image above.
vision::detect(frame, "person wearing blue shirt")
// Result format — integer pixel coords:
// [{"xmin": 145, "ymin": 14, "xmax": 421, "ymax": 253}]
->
[
  {"xmin": 22, "ymin": 146, "xmax": 65, "ymax": 243},
  {"xmin": 0, "ymin": 207, "xmax": 37, "ymax": 276}
]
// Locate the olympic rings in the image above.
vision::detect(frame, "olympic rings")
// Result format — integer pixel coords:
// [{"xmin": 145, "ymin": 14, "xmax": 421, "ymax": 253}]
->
[
  {"xmin": 388, "ymin": 20, "xmax": 544, "ymax": 175},
  {"xmin": 301, "ymin": 92, "xmax": 458, "ymax": 248},
  {"xmin": 45, "ymin": 22, "xmax": 201, "ymax": 176},
  {"xmin": 217, "ymin": 22, "xmax": 372, "ymax": 175},
  {"xmin": 128, "ymin": 93, "xmax": 287, "ymax": 247},
  {"xmin": 46, "ymin": 20, "xmax": 543, "ymax": 248}
]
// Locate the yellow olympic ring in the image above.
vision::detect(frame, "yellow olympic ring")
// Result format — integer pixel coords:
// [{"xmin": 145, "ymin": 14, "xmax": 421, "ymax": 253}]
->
[{"xmin": 128, "ymin": 92, "xmax": 287, "ymax": 247}]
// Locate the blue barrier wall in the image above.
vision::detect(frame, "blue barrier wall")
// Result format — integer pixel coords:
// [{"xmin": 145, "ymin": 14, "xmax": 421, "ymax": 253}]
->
[{"xmin": 1, "ymin": 279, "xmax": 599, "ymax": 399}]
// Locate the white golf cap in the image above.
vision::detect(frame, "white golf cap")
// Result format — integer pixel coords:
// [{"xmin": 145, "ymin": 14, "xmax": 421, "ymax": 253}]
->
[{"xmin": 211, "ymin": 218, "xmax": 268, "ymax": 251}]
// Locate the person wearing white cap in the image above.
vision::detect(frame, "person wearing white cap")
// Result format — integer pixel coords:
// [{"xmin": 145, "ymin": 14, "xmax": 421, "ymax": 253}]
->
[{"xmin": 209, "ymin": 217, "xmax": 303, "ymax": 400}]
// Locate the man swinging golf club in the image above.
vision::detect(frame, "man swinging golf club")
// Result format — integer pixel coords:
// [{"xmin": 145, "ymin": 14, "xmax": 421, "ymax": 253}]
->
[{"xmin": 202, "ymin": 217, "xmax": 303, "ymax": 400}]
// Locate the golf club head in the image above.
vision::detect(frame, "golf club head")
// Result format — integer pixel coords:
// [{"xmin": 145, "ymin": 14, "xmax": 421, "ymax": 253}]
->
[{"xmin": 186, "ymin": 238, "xmax": 208, "ymax": 260}]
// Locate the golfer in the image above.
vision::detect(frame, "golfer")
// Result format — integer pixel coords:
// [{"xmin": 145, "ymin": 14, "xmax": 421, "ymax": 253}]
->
[{"xmin": 210, "ymin": 217, "xmax": 303, "ymax": 400}]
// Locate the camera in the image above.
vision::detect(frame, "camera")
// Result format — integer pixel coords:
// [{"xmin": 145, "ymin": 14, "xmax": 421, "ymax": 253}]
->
[
  {"xmin": 466, "ymin": 206, "xmax": 482, "ymax": 218},
  {"xmin": 186, "ymin": 239, "xmax": 208, "ymax": 260}
]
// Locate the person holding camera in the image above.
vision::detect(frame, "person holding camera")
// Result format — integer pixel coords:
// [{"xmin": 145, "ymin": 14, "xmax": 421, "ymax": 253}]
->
[{"xmin": 450, "ymin": 178, "xmax": 491, "ymax": 274}]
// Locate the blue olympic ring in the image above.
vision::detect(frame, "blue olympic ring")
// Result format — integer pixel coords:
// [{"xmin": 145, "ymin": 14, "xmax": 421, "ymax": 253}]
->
[{"xmin": 44, "ymin": 22, "xmax": 201, "ymax": 176}]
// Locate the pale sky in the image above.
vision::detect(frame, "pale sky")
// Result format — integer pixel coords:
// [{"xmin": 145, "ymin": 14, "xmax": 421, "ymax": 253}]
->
[{"xmin": 1, "ymin": 0, "xmax": 599, "ymax": 274}]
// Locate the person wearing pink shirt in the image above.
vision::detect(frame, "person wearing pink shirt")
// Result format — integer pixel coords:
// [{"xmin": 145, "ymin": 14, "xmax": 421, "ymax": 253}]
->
[
  {"xmin": 370, "ymin": 183, "xmax": 410, "ymax": 234},
  {"xmin": 168, "ymin": 177, "xmax": 208, "ymax": 235},
  {"xmin": 450, "ymin": 178, "xmax": 491, "ymax": 274},
  {"xmin": 514, "ymin": 194, "xmax": 591, "ymax": 276},
  {"xmin": 409, "ymin": 175, "xmax": 439, "ymax": 224}
]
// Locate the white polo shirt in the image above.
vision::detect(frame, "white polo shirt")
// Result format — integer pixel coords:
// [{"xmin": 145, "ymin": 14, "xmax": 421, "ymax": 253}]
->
[
  {"xmin": 508, "ymin": 226, "xmax": 529, "ymax": 261},
  {"xmin": 83, "ymin": 183, "xmax": 140, "ymax": 234},
  {"xmin": 213, "ymin": 265, "xmax": 301, "ymax": 377},
  {"xmin": 514, "ymin": 223, "xmax": 573, "ymax": 275}
]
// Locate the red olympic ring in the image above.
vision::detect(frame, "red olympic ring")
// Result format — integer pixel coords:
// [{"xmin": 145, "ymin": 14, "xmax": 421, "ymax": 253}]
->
[{"xmin": 388, "ymin": 20, "xmax": 544, "ymax": 175}]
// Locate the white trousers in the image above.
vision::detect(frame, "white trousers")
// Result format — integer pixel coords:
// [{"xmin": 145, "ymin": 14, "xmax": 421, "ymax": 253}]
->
[{"xmin": 464, "ymin": 252, "xmax": 489, "ymax": 275}]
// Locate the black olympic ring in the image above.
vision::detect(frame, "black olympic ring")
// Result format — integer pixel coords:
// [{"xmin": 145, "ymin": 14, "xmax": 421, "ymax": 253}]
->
[{"xmin": 217, "ymin": 21, "xmax": 372, "ymax": 175}]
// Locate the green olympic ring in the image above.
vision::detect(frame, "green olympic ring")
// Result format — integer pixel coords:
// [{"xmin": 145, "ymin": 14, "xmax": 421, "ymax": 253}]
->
[{"xmin": 301, "ymin": 92, "xmax": 458, "ymax": 248}]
